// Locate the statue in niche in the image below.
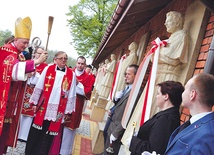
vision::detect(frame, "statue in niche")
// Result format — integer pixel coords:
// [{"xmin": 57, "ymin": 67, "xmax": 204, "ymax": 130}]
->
[
  {"xmin": 150, "ymin": 11, "xmax": 189, "ymax": 116},
  {"xmin": 102, "ymin": 59, "xmax": 110, "ymax": 76},
  {"xmin": 94, "ymin": 62, "xmax": 104, "ymax": 92},
  {"xmin": 99, "ymin": 54, "xmax": 117, "ymax": 98},
  {"xmin": 97, "ymin": 59, "xmax": 109, "ymax": 93},
  {"xmin": 115, "ymin": 42, "xmax": 138, "ymax": 93}
]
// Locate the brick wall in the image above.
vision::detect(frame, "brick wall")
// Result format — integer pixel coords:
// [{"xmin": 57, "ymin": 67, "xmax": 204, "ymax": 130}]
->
[
  {"xmin": 180, "ymin": 13, "xmax": 214, "ymax": 124},
  {"xmin": 194, "ymin": 13, "xmax": 214, "ymax": 74}
]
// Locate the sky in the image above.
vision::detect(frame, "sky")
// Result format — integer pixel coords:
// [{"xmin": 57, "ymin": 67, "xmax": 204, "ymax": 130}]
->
[{"xmin": 0, "ymin": 0, "xmax": 92, "ymax": 64}]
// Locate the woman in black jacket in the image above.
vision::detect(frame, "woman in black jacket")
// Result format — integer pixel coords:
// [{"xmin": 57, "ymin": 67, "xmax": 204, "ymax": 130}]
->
[{"xmin": 129, "ymin": 81, "xmax": 184, "ymax": 155}]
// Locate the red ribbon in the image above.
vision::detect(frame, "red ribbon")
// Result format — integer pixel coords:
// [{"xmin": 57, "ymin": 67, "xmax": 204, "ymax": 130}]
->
[
  {"xmin": 109, "ymin": 54, "xmax": 126, "ymax": 100},
  {"xmin": 140, "ymin": 39, "xmax": 167, "ymax": 126}
]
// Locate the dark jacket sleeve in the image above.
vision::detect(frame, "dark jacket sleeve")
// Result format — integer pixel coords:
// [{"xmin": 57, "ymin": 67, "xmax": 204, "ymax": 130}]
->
[{"xmin": 129, "ymin": 114, "xmax": 178, "ymax": 155}]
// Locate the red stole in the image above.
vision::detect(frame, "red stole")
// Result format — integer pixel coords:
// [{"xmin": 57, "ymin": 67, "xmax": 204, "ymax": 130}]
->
[
  {"xmin": 65, "ymin": 70, "xmax": 94, "ymax": 129},
  {"xmin": 21, "ymin": 63, "xmax": 48, "ymax": 116},
  {"xmin": 36, "ymin": 63, "xmax": 48, "ymax": 74},
  {"xmin": 0, "ymin": 45, "xmax": 18, "ymax": 135},
  {"xmin": 33, "ymin": 64, "xmax": 73, "ymax": 135},
  {"xmin": 75, "ymin": 69, "xmax": 94, "ymax": 99}
]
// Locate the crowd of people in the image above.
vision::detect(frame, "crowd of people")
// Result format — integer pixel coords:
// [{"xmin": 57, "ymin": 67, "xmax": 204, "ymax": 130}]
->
[
  {"xmin": 0, "ymin": 17, "xmax": 95, "ymax": 155},
  {"xmin": 0, "ymin": 11, "xmax": 214, "ymax": 155}
]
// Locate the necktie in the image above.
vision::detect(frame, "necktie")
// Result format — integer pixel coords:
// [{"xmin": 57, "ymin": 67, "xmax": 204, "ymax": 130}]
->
[
  {"xmin": 57, "ymin": 67, "xmax": 65, "ymax": 72},
  {"xmin": 178, "ymin": 120, "xmax": 190, "ymax": 133},
  {"xmin": 123, "ymin": 86, "xmax": 129, "ymax": 96}
]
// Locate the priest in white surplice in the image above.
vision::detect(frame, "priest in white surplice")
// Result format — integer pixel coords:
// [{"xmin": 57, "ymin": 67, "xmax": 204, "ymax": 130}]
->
[{"xmin": 25, "ymin": 51, "xmax": 76, "ymax": 155}]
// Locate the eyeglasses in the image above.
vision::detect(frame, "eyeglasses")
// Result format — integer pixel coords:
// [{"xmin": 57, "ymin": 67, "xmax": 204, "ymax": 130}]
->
[{"xmin": 56, "ymin": 57, "xmax": 68, "ymax": 61}]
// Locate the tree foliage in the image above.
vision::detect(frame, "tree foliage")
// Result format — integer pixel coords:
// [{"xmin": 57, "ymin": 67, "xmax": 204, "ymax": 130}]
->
[
  {"xmin": 66, "ymin": 0, "xmax": 117, "ymax": 58},
  {"xmin": 0, "ymin": 29, "xmax": 13, "ymax": 46}
]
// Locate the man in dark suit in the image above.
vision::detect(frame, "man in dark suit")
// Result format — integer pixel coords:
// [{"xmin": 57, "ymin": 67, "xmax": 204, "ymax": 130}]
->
[
  {"xmin": 104, "ymin": 64, "xmax": 141, "ymax": 155},
  {"xmin": 164, "ymin": 73, "xmax": 214, "ymax": 155}
]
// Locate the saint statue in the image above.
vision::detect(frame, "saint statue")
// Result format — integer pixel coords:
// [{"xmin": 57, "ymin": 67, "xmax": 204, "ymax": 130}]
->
[
  {"xmin": 94, "ymin": 63, "xmax": 101, "ymax": 89},
  {"xmin": 99, "ymin": 54, "xmax": 117, "ymax": 98},
  {"xmin": 150, "ymin": 11, "xmax": 189, "ymax": 116},
  {"xmin": 94, "ymin": 62, "xmax": 104, "ymax": 92},
  {"xmin": 115, "ymin": 42, "xmax": 138, "ymax": 93},
  {"xmin": 103, "ymin": 59, "xmax": 110, "ymax": 76}
]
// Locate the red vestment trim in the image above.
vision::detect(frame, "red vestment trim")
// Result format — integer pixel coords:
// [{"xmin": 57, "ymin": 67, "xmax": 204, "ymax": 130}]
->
[
  {"xmin": 64, "ymin": 69, "xmax": 94, "ymax": 129},
  {"xmin": 33, "ymin": 64, "xmax": 73, "ymax": 135},
  {"xmin": 0, "ymin": 45, "xmax": 18, "ymax": 135}
]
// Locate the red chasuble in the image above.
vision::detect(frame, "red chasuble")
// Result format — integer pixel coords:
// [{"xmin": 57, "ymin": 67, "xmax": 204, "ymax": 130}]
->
[
  {"xmin": 0, "ymin": 44, "xmax": 30, "ymax": 149},
  {"xmin": 0, "ymin": 45, "xmax": 18, "ymax": 135},
  {"xmin": 0, "ymin": 44, "xmax": 35, "ymax": 148},
  {"xmin": 65, "ymin": 70, "xmax": 94, "ymax": 129}
]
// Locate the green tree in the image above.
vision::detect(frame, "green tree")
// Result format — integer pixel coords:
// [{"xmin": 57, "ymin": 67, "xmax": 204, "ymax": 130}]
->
[
  {"xmin": 0, "ymin": 29, "xmax": 13, "ymax": 46},
  {"xmin": 67, "ymin": 57, "xmax": 76, "ymax": 68},
  {"xmin": 67, "ymin": 0, "xmax": 117, "ymax": 58},
  {"xmin": 46, "ymin": 50, "xmax": 57, "ymax": 64}
]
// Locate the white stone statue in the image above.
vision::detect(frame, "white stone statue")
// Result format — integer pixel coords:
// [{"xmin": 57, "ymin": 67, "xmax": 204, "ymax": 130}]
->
[
  {"xmin": 94, "ymin": 62, "xmax": 104, "ymax": 91},
  {"xmin": 115, "ymin": 42, "xmax": 138, "ymax": 93},
  {"xmin": 97, "ymin": 60, "xmax": 109, "ymax": 93},
  {"xmin": 92, "ymin": 67, "xmax": 97, "ymax": 76},
  {"xmin": 150, "ymin": 11, "xmax": 189, "ymax": 116},
  {"xmin": 99, "ymin": 54, "xmax": 117, "ymax": 98},
  {"xmin": 103, "ymin": 59, "xmax": 110, "ymax": 76}
]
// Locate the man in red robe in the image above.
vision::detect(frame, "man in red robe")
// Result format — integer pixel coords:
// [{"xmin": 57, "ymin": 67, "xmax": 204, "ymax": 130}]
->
[
  {"xmin": 60, "ymin": 56, "xmax": 95, "ymax": 155},
  {"xmin": 0, "ymin": 17, "xmax": 48, "ymax": 154},
  {"xmin": 82, "ymin": 64, "xmax": 96, "ymax": 113}
]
